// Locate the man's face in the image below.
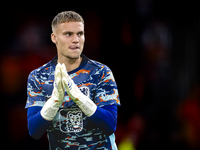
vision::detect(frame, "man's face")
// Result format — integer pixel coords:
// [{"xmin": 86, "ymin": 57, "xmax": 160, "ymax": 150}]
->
[{"xmin": 51, "ymin": 22, "xmax": 85, "ymax": 60}]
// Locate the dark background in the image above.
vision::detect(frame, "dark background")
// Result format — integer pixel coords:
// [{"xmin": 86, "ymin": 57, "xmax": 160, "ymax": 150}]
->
[{"xmin": 1, "ymin": 1, "xmax": 200, "ymax": 150}]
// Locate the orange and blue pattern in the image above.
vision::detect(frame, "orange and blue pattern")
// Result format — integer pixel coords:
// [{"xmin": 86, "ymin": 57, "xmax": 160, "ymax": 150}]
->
[{"xmin": 25, "ymin": 55, "xmax": 120, "ymax": 149}]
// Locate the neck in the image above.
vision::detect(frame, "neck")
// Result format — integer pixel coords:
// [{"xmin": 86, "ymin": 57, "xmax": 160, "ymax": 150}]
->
[{"xmin": 57, "ymin": 54, "xmax": 82, "ymax": 72}]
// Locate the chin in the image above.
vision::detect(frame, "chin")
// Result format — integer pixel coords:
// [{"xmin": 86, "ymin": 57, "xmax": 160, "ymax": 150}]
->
[
  {"xmin": 60, "ymin": 50, "xmax": 82, "ymax": 60},
  {"xmin": 64, "ymin": 53, "xmax": 81, "ymax": 60},
  {"xmin": 67, "ymin": 55, "xmax": 80, "ymax": 60}
]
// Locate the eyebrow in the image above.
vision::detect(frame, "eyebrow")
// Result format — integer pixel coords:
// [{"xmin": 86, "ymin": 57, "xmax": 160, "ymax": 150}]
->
[{"xmin": 62, "ymin": 31, "xmax": 84, "ymax": 34}]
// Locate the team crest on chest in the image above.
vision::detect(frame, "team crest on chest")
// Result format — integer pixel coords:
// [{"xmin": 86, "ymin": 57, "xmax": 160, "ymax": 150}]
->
[
  {"xmin": 79, "ymin": 86, "xmax": 90, "ymax": 97},
  {"xmin": 59, "ymin": 108, "xmax": 83, "ymax": 133}
]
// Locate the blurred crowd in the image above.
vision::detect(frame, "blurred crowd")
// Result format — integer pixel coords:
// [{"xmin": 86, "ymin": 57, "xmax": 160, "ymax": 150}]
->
[{"xmin": 1, "ymin": 1, "xmax": 200, "ymax": 150}]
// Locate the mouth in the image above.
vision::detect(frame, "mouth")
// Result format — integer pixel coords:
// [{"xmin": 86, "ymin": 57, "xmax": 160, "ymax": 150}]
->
[{"xmin": 69, "ymin": 46, "xmax": 80, "ymax": 50}]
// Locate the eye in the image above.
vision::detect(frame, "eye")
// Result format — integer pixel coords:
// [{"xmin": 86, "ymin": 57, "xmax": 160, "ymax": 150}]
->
[
  {"xmin": 77, "ymin": 32, "xmax": 84, "ymax": 37},
  {"xmin": 63, "ymin": 32, "xmax": 72, "ymax": 36},
  {"xmin": 66, "ymin": 33, "xmax": 72, "ymax": 36}
]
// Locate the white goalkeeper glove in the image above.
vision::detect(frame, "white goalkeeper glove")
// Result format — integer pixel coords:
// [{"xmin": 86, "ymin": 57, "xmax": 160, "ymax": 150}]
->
[
  {"xmin": 41, "ymin": 63, "xmax": 65, "ymax": 121},
  {"xmin": 61, "ymin": 64, "xmax": 97, "ymax": 117}
]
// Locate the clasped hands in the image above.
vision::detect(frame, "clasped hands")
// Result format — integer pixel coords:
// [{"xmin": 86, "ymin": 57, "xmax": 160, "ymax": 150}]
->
[
  {"xmin": 41, "ymin": 63, "xmax": 96, "ymax": 120},
  {"xmin": 53, "ymin": 63, "xmax": 96, "ymax": 117},
  {"xmin": 53, "ymin": 63, "xmax": 85, "ymax": 103}
]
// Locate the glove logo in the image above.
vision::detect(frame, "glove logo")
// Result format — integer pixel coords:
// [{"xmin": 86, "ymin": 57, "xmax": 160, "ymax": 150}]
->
[{"xmin": 67, "ymin": 81, "xmax": 72, "ymax": 90}]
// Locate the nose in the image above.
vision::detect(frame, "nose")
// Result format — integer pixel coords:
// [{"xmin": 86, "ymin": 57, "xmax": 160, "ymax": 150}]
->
[{"xmin": 72, "ymin": 34, "xmax": 79, "ymax": 43}]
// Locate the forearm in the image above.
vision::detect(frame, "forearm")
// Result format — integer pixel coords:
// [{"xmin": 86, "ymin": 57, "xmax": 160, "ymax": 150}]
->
[
  {"xmin": 88, "ymin": 105, "xmax": 118, "ymax": 135},
  {"xmin": 27, "ymin": 106, "xmax": 52, "ymax": 140}
]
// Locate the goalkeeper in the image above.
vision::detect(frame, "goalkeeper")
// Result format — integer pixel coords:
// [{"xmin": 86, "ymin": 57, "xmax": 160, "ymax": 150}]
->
[{"xmin": 25, "ymin": 11, "xmax": 120, "ymax": 150}]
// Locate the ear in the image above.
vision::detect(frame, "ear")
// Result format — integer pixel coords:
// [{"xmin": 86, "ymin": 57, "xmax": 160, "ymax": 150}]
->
[{"xmin": 51, "ymin": 33, "xmax": 57, "ymax": 44}]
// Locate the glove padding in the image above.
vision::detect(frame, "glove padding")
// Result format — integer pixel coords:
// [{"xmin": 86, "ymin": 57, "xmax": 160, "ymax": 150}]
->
[
  {"xmin": 41, "ymin": 63, "xmax": 65, "ymax": 121},
  {"xmin": 61, "ymin": 64, "xmax": 97, "ymax": 117}
]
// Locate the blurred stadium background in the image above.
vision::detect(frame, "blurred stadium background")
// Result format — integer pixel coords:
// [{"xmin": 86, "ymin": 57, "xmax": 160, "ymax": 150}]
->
[{"xmin": 1, "ymin": 1, "xmax": 200, "ymax": 150}]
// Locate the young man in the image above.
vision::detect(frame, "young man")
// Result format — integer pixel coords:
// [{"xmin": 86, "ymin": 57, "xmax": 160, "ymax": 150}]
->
[{"xmin": 25, "ymin": 11, "xmax": 121, "ymax": 150}]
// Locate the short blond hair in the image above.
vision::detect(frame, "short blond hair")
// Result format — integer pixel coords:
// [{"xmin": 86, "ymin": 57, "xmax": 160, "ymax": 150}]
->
[{"xmin": 51, "ymin": 11, "xmax": 84, "ymax": 32}]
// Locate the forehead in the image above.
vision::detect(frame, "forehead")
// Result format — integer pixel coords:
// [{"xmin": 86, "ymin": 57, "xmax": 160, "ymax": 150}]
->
[{"xmin": 56, "ymin": 22, "xmax": 84, "ymax": 33}]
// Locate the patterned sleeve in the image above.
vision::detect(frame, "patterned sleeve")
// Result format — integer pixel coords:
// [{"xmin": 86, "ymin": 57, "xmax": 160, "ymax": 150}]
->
[
  {"xmin": 25, "ymin": 70, "xmax": 46, "ymax": 108},
  {"xmin": 95, "ymin": 65, "xmax": 121, "ymax": 107}
]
